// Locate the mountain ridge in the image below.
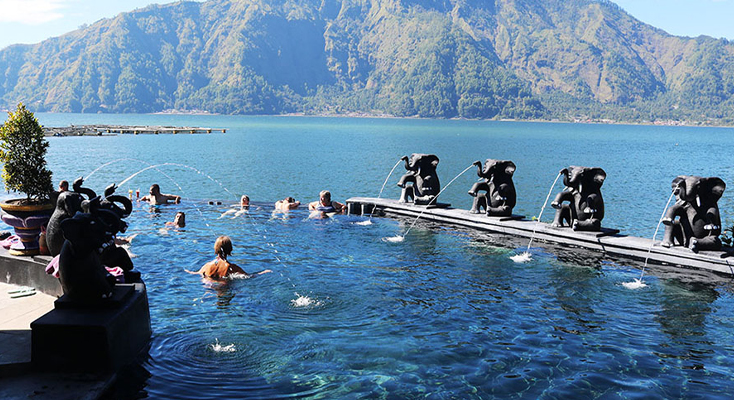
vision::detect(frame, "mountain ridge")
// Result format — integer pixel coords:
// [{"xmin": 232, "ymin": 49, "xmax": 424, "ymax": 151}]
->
[{"xmin": 1, "ymin": 0, "xmax": 733, "ymax": 124}]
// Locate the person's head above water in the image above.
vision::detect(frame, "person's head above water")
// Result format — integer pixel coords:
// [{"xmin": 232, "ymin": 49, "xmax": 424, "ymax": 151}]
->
[
  {"xmin": 150, "ymin": 184, "xmax": 161, "ymax": 195},
  {"xmin": 215, "ymin": 235, "xmax": 233, "ymax": 259},
  {"xmin": 174, "ymin": 212, "xmax": 186, "ymax": 227},
  {"xmin": 240, "ymin": 195, "xmax": 250, "ymax": 207},
  {"xmin": 319, "ymin": 190, "xmax": 331, "ymax": 205}
]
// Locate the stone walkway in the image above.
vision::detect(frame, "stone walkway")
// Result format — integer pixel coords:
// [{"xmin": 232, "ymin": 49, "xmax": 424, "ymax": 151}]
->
[{"xmin": 0, "ymin": 282, "xmax": 110, "ymax": 400}]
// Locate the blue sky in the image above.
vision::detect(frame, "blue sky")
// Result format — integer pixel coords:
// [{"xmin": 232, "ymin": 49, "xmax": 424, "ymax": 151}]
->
[{"xmin": 0, "ymin": 0, "xmax": 732, "ymax": 50}]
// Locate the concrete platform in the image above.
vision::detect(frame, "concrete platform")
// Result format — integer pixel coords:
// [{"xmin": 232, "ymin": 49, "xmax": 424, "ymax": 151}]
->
[
  {"xmin": 0, "ymin": 281, "xmax": 113, "ymax": 399},
  {"xmin": 346, "ymin": 197, "xmax": 734, "ymax": 276}
]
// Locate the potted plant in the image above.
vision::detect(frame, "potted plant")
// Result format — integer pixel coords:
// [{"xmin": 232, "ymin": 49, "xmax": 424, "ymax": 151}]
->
[{"xmin": 0, "ymin": 102, "xmax": 54, "ymax": 256}]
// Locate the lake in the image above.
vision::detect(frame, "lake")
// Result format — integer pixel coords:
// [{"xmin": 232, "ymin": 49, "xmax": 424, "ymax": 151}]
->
[{"xmin": 7, "ymin": 114, "xmax": 734, "ymax": 398}]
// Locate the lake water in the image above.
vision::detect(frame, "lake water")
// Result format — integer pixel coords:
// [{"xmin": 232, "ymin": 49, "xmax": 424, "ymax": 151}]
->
[{"xmin": 8, "ymin": 114, "xmax": 734, "ymax": 398}]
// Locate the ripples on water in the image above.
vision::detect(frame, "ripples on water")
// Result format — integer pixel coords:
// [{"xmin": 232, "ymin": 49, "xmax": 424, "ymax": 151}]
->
[
  {"xmin": 25, "ymin": 117, "xmax": 734, "ymax": 398},
  {"xmin": 89, "ymin": 201, "xmax": 734, "ymax": 399}
]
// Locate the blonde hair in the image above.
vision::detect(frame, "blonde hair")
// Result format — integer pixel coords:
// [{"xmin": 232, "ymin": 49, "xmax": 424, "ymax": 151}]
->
[
  {"xmin": 319, "ymin": 190, "xmax": 331, "ymax": 200},
  {"xmin": 214, "ymin": 236, "xmax": 233, "ymax": 259}
]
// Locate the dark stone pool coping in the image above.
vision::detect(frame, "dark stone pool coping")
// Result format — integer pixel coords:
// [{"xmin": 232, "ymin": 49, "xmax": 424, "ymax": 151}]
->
[{"xmin": 347, "ymin": 197, "xmax": 734, "ymax": 276}]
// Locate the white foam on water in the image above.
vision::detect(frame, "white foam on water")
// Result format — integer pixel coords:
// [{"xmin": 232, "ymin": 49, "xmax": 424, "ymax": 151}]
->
[
  {"xmin": 622, "ymin": 279, "xmax": 647, "ymax": 290},
  {"xmin": 510, "ymin": 252, "xmax": 532, "ymax": 263},
  {"xmin": 218, "ymin": 209, "xmax": 237, "ymax": 219},
  {"xmin": 209, "ymin": 339, "xmax": 236, "ymax": 353},
  {"xmin": 354, "ymin": 220, "xmax": 373, "ymax": 226},
  {"xmin": 382, "ymin": 235, "xmax": 404, "ymax": 243},
  {"xmin": 158, "ymin": 228, "xmax": 169, "ymax": 235},
  {"xmin": 291, "ymin": 294, "xmax": 323, "ymax": 308},
  {"xmin": 229, "ymin": 272, "xmax": 251, "ymax": 280}
]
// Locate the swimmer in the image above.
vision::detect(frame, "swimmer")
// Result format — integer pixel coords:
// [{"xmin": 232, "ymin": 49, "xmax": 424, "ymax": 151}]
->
[
  {"xmin": 140, "ymin": 184, "xmax": 181, "ymax": 205},
  {"xmin": 240, "ymin": 195, "xmax": 250, "ymax": 209},
  {"xmin": 275, "ymin": 196, "xmax": 300, "ymax": 211},
  {"xmin": 166, "ymin": 212, "xmax": 186, "ymax": 228},
  {"xmin": 308, "ymin": 190, "xmax": 345, "ymax": 213},
  {"xmin": 186, "ymin": 236, "xmax": 271, "ymax": 280}
]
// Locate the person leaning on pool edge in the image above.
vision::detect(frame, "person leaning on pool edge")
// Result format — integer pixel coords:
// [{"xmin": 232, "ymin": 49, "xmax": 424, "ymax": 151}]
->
[
  {"xmin": 308, "ymin": 190, "xmax": 345, "ymax": 213},
  {"xmin": 275, "ymin": 196, "xmax": 300, "ymax": 211},
  {"xmin": 140, "ymin": 184, "xmax": 181, "ymax": 205},
  {"xmin": 186, "ymin": 236, "xmax": 271, "ymax": 281}
]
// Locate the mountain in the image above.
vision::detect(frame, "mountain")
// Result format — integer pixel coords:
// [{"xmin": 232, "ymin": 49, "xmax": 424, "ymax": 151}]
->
[{"xmin": 1, "ymin": 0, "xmax": 733, "ymax": 124}]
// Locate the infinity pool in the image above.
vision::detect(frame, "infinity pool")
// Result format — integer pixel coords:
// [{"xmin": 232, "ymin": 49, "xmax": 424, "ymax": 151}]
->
[{"xmin": 97, "ymin": 198, "xmax": 734, "ymax": 399}]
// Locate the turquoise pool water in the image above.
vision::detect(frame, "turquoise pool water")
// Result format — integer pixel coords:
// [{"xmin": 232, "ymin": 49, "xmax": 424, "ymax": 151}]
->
[{"xmin": 6, "ymin": 115, "xmax": 734, "ymax": 398}]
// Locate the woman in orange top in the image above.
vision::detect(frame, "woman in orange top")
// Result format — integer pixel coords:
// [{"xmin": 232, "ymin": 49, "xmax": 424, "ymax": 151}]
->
[{"xmin": 188, "ymin": 236, "xmax": 271, "ymax": 280}]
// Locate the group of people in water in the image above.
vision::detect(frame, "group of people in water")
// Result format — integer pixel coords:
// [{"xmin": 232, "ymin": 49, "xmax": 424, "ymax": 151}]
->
[{"xmin": 129, "ymin": 184, "xmax": 347, "ymax": 281}]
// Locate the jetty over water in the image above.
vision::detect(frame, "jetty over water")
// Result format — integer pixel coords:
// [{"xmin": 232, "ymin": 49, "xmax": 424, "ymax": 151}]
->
[
  {"xmin": 44, "ymin": 124, "xmax": 226, "ymax": 136},
  {"xmin": 345, "ymin": 197, "xmax": 734, "ymax": 276}
]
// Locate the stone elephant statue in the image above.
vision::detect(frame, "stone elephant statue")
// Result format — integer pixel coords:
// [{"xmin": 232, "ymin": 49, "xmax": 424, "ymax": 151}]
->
[
  {"xmin": 58, "ymin": 200, "xmax": 119, "ymax": 302},
  {"xmin": 551, "ymin": 166, "xmax": 606, "ymax": 231},
  {"xmin": 396, "ymin": 154, "xmax": 441, "ymax": 205},
  {"xmin": 468, "ymin": 159, "xmax": 516, "ymax": 216},
  {"xmin": 661, "ymin": 175, "xmax": 725, "ymax": 252},
  {"xmin": 46, "ymin": 177, "xmax": 97, "ymax": 256}
]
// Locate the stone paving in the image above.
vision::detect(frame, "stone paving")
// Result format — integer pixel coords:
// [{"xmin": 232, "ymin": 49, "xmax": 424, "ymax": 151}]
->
[{"xmin": 0, "ymin": 282, "xmax": 110, "ymax": 400}]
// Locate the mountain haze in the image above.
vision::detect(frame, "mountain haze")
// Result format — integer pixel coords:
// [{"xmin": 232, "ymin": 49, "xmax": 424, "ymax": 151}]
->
[{"xmin": 1, "ymin": 0, "xmax": 733, "ymax": 124}]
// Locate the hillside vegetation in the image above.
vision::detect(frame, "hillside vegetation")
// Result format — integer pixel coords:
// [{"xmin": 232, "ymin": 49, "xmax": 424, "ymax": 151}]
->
[{"xmin": 1, "ymin": 0, "xmax": 733, "ymax": 124}]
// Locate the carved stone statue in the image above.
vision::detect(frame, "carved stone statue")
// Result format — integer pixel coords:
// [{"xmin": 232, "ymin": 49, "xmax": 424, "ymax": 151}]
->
[
  {"xmin": 396, "ymin": 154, "xmax": 441, "ymax": 205},
  {"xmin": 57, "ymin": 183, "xmax": 135, "ymax": 303},
  {"xmin": 662, "ymin": 175, "xmax": 725, "ymax": 252},
  {"xmin": 46, "ymin": 177, "xmax": 96, "ymax": 256},
  {"xmin": 468, "ymin": 159, "xmax": 517, "ymax": 216},
  {"xmin": 551, "ymin": 166, "xmax": 606, "ymax": 231}
]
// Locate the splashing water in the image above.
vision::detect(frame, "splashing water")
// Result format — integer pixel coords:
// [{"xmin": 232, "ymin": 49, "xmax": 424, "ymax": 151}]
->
[
  {"xmin": 209, "ymin": 339, "xmax": 236, "ymax": 353},
  {"xmin": 512, "ymin": 172, "xmax": 563, "ymax": 263},
  {"xmin": 510, "ymin": 252, "xmax": 532, "ymax": 263},
  {"xmin": 382, "ymin": 235, "xmax": 405, "ymax": 243},
  {"xmin": 291, "ymin": 293, "xmax": 323, "ymax": 308},
  {"xmin": 622, "ymin": 279, "xmax": 648, "ymax": 290},
  {"xmin": 354, "ymin": 220, "xmax": 373, "ymax": 226},
  {"xmin": 361, "ymin": 158, "xmax": 405, "ymax": 224},
  {"xmin": 623, "ymin": 191, "xmax": 676, "ymax": 288}
]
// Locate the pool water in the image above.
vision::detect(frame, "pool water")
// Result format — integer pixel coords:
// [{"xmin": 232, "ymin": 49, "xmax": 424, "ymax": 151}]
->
[
  {"xmin": 4, "ymin": 114, "xmax": 734, "ymax": 398},
  {"xmin": 105, "ymin": 199, "xmax": 734, "ymax": 399}
]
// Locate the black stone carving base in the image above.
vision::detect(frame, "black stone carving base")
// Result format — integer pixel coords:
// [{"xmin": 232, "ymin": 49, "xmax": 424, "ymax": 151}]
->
[{"xmin": 31, "ymin": 282, "xmax": 151, "ymax": 372}]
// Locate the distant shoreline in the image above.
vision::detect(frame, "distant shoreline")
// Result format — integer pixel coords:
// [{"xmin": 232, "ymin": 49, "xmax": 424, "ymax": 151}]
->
[{"xmin": 14, "ymin": 109, "xmax": 734, "ymax": 129}]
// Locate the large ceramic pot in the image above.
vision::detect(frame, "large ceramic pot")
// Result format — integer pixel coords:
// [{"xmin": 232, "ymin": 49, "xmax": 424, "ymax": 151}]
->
[{"xmin": 0, "ymin": 199, "xmax": 54, "ymax": 256}]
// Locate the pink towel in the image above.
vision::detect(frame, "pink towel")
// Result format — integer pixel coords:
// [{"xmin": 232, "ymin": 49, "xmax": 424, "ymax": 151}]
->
[
  {"xmin": 1, "ymin": 235, "xmax": 19, "ymax": 249},
  {"xmin": 105, "ymin": 266, "xmax": 125, "ymax": 283},
  {"xmin": 45, "ymin": 255, "xmax": 60, "ymax": 278}
]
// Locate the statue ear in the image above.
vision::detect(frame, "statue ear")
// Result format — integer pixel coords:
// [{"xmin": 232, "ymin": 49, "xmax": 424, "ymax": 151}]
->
[
  {"xmin": 592, "ymin": 168, "xmax": 606, "ymax": 185},
  {"xmin": 505, "ymin": 161, "xmax": 516, "ymax": 176},
  {"xmin": 707, "ymin": 177, "xmax": 726, "ymax": 200}
]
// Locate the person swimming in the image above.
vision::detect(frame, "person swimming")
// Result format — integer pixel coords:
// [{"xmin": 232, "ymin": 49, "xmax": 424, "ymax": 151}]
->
[
  {"xmin": 275, "ymin": 196, "xmax": 300, "ymax": 211},
  {"xmin": 186, "ymin": 236, "xmax": 271, "ymax": 280},
  {"xmin": 165, "ymin": 212, "xmax": 186, "ymax": 228},
  {"xmin": 140, "ymin": 184, "xmax": 181, "ymax": 205},
  {"xmin": 308, "ymin": 190, "xmax": 345, "ymax": 213}
]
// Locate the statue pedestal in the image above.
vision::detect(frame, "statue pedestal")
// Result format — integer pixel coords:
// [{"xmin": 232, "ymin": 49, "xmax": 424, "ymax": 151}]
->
[{"xmin": 30, "ymin": 282, "xmax": 151, "ymax": 372}]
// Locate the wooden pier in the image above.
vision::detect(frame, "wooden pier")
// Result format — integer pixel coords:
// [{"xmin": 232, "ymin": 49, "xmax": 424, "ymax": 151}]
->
[
  {"xmin": 346, "ymin": 197, "xmax": 734, "ymax": 276},
  {"xmin": 44, "ymin": 125, "xmax": 226, "ymax": 136}
]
